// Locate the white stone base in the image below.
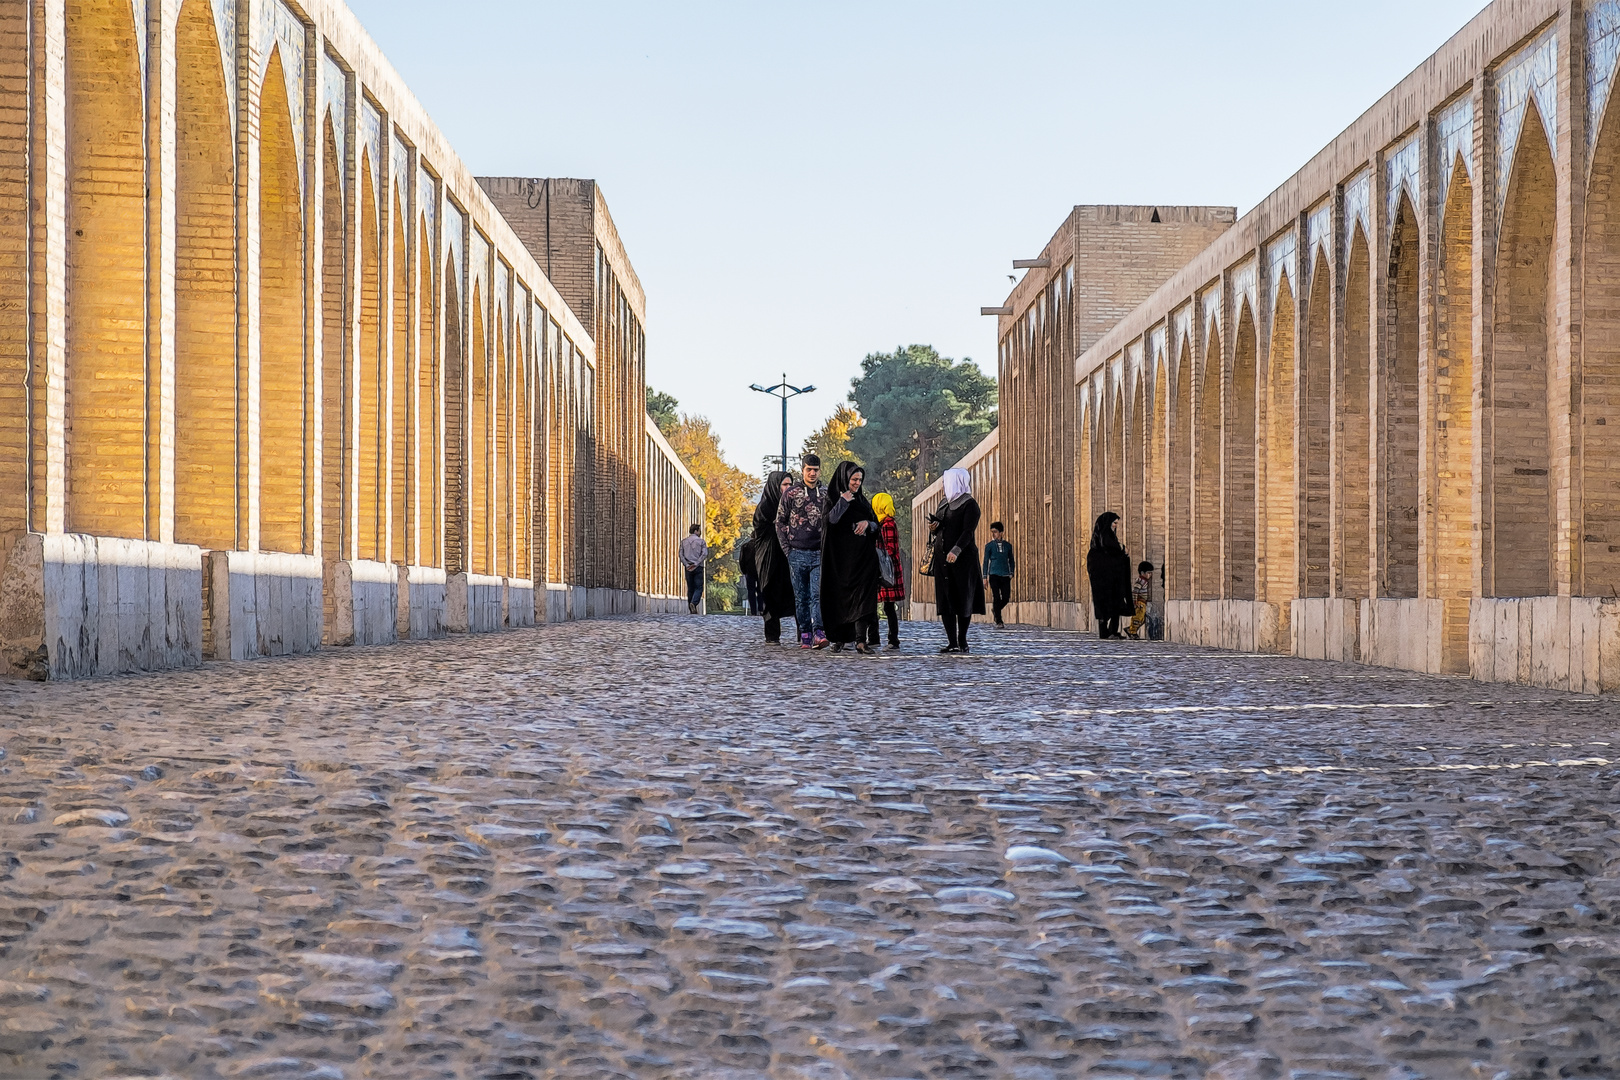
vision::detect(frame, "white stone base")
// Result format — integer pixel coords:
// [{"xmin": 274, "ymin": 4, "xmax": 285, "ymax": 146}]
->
[
  {"xmin": 1469, "ymin": 596, "xmax": 1620, "ymax": 693},
  {"xmin": 543, "ymin": 583, "xmax": 569, "ymax": 624},
  {"xmin": 1358, "ymin": 598, "xmax": 1444, "ymax": 674},
  {"xmin": 1166, "ymin": 599, "xmax": 1282, "ymax": 652},
  {"xmin": 205, "ymin": 550, "xmax": 322, "ymax": 661},
  {"xmin": 506, "ymin": 578, "xmax": 536, "ymax": 628},
  {"xmin": 1290, "ymin": 598, "xmax": 1361, "ymax": 662},
  {"xmin": 637, "ymin": 593, "xmax": 686, "ymax": 614},
  {"xmin": 0, "ymin": 533, "xmax": 205, "ymax": 679},
  {"xmin": 447, "ymin": 572, "xmax": 505, "ymax": 633},
  {"xmin": 398, "ymin": 565, "xmax": 447, "ymax": 640},
  {"xmin": 326, "ymin": 559, "xmax": 397, "ymax": 647}
]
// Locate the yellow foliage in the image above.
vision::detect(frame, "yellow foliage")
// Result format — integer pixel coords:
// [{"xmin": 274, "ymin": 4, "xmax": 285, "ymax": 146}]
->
[
  {"xmin": 801, "ymin": 403, "xmax": 865, "ymax": 468},
  {"xmin": 666, "ymin": 414, "xmax": 757, "ymax": 577}
]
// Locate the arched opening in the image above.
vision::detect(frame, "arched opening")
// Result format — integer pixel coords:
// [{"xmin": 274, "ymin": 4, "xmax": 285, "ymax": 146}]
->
[
  {"xmin": 319, "ymin": 114, "xmax": 346, "ymax": 563},
  {"xmin": 1169, "ymin": 341, "xmax": 1192, "ymax": 599},
  {"xmin": 1227, "ymin": 302, "xmax": 1257, "ymax": 600},
  {"xmin": 1108, "ymin": 385, "xmax": 1124, "ymax": 520},
  {"xmin": 258, "ymin": 48, "xmax": 306, "ymax": 555},
  {"xmin": 390, "ymin": 196, "xmax": 410, "ymax": 564},
  {"xmin": 494, "ymin": 304, "xmax": 511, "ymax": 576},
  {"xmin": 1584, "ymin": 86, "xmax": 1620, "ymax": 594},
  {"xmin": 1195, "ymin": 328, "xmax": 1221, "ymax": 599},
  {"xmin": 517, "ymin": 325, "xmax": 534, "ymax": 582},
  {"xmin": 1436, "ymin": 158, "xmax": 1475, "ymax": 669},
  {"xmin": 1079, "ymin": 394, "xmax": 1095, "ymax": 617},
  {"xmin": 357, "ymin": 154, "xmax": 382, "ymax": 561},
  {"xmin": 469, "ymin": 281, "xmax": 489, "ymax": 575},
  {"xmin": 1341, "ymin": 227, "xmax": 1372, "ymax": 598},
  {"xmin": 1303, "ymin": 250, "xmax": 1332, "ymax": 597},
  {"xmin": 1148, "ymin": 353, "xmax": 1167, "ymax": 577},
  {"xmin": 443, "ymin": 260, "xmax": 465, "ymax": 575},
  {"xmin": 1491, "ymin": 100, "xmax": 1555, "ymax": 597},
  {"xmin": 1266, "ymin": 276, "xmax": 1298, "ymax": 608},
  {"xmin": 66, "ymin": 0, "xmax": 148, "ymax": 538},
  {"xmin": 418, "ymin": 219, "xmax": 439, "ymax": 567},
  {"xmin": 1383, "ymin": 192, "xmax": 1421, "ymax": 597},
  {"xmin": 1128, "ymin": 375, "xmax": 1145, "ymax": 558},
  {"xmin": 0, "ymin": 0, "xmax": 27, "ymax": 530}
]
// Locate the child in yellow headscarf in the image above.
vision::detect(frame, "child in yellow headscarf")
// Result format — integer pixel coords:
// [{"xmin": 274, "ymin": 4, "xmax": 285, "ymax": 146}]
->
[{"xmin": 871, "ymin": 492, "xmax": 906, "ymax": 649}]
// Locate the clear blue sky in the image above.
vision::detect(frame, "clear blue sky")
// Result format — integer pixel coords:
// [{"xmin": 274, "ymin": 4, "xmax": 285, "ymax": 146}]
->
[{"xmin": 346, "ymin": 0, "xmax": 1488, "ymax": 476}]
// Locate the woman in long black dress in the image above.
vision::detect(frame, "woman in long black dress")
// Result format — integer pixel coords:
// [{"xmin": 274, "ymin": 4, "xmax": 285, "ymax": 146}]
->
[
  {"xmin": 749, "ymin": 470, "xmax": 796, "ymax": 643},
  {"xmin": 820, "ymin": 461, "xmax": 881, "ymax": 654},
  {"xmin": 1086, "ymin": 511, "xmax": 1134, "ymax": 639},
  {"xmin": 931, "ymin": 467, "xmax": 985, "ymax": 653}
]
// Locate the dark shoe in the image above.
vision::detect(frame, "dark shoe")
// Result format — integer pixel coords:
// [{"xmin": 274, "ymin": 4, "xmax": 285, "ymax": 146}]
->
[
  {"xmin": 831, "ymin": 642, "xmax": 845, "ymax": 652},
  {"xmin": 958, "ymin": 643, "xmax": 970, "ymax": 654},
  {"xmin": 885, "ymin": 642, "xmax": 900, "ymax": 651},
  {"xmin": 939, "ymin": 644, "xmax": 957, "ymax": 654},
  {"xmin": 854, "ymin": 642, "xmax": 874, "ymax": 655}
]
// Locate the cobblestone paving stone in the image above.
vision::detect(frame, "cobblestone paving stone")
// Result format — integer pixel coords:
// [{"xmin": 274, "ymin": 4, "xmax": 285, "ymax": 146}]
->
[{"xmin": 3, "ymin": 617, "xmax": 1620, "ymax": 1079}]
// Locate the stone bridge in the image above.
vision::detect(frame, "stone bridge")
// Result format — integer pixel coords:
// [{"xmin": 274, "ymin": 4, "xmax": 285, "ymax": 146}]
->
[
  {"xmin": 0, "ymin": 0, "xmax": 702, "ymax": 680},
  {"xmin": 925, "ymin": 0, "xmax": 1620, "ymax": 697}
]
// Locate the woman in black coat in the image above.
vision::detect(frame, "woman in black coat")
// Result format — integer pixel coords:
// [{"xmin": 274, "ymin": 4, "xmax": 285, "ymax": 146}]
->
[
  {"xmin": 931, "ymin": 468, "xmax": 985, "ymax": 653},
  {"xmin": 749, "ymin": 470, "xmax": 796, "ymax": 643},
  {"xmin": 1086, "ymin": 511, "xmax": 1134, "ymax": 639},
  {"xmin": 820, "ymin": 461, "xmax": 881, "ymax": 653}
]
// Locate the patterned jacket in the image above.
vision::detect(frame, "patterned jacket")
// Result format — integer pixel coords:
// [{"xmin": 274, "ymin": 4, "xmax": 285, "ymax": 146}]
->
[{"xmin": 774, "ymin": 481, "xmax": 827, "ymax": 552}]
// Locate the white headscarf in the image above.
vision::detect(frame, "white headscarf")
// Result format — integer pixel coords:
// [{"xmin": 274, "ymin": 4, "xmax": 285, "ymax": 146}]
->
[{"xmin": 943, "ymin": 468, "xmax": 972, "ymax": 501}]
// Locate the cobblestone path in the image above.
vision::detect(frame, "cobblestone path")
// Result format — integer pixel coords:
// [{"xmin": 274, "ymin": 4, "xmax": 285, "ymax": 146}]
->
[{"xmin": 3, "ymin": 617, "xmax": 1620, "ymax": 1079}]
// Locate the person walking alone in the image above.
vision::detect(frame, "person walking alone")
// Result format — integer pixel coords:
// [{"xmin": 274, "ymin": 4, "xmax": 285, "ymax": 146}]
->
[
  {"xmin": 929, "ymin": 468, "xmax": 985, "ymax": 653},
  {"xmin": 749, "ymin": 470, "xmax": 796, "ymax": 644},
  {"xmin": 820, "ymin": 462, "xmax": 881, "ymax": 653},
  {"xmin": 680, "ymin": 524, "xmax": 708, "ymax": 614},
  {"xmin": 1085, "ymin": 512, "xmax": 1133, "ymax": 639},
  {"xmin": 871, "ymin": 492, "xmax": 906, "ymax": 650},
  {"xmin": 982, "ymin": 521, "xmax": 1015, "ymax": 626},
  {"xmin": 775, "ymin": 453, "xmax": 829, "ymax": 649}
]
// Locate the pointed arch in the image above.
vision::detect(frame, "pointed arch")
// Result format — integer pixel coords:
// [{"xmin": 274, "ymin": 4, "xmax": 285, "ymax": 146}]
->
[
  {"xmin": 1436, "ymin": 155, "xmax": 1475, "ymax": 669},
  {"xmin": 1128, "ymin": 369, "xmax": 1145, "ymax": 558},
  {"xmin": 1341, "ymin": 225, "xmax": 1373, "ymax": 597},
  {"xmin": 469, "ymin": 280, "xmax": 489, "ymax": 575},
  {"xmin": 1382, "ymin": 190, "xmax": 1421, "ymax": 597},
  {"xmin": 66, "ymin": 0, "xmax": 149, "ymax": 537},
  {"xmin": 443, "ymin": 257, "xmax": 466, "ymax": 575},
  {"xmin": 319, "ymin": 112, "xmax": 346, "ymax": 563},
  {"xmin": 1169, "ymin": 340, "xmax": 1193, "ymax": 600},
  {"xmin": 418, "ymin": 219, "xmax": 439, "ymax": 567},
  {"xmin": 0, "ymin": 0, "xmax": 29, "ymax": 531},
  {"xmin": 1491, "ymin": 97, "xmax": 1555, "ymax": 597},
  {"xmin": 1108, "ymin": 383, "xmax": 1124, "ymax": 518},
  {"xmin": 357, "ymin": 152, "xmax": 383, "ymax": 561},
  {"xmin": 494, "ymin": 298, "xmax": 511, "ymax": 576},
  {"xmin": 1078, "ymin": 392, "xmax": 1094, "ymax": 617},
  {"xmin": 259, "ymin": 46, "xmax": 306, "ymax": 554},
  {"xmin": 1266, "ymin": 275, "xmax": 1298, "ymax": 607},
  {"xmin": 1584, "ymin": 74, "xmax": 1620, "ymax": 594},
  {"xmin": 1302, "ymin": 250, "xmax": 1332, "ymax": 597},
  {"xmin": 1195, "ymin": 326, "xmax": 1222, "ymax": 599},
  {"xmin": 1148, "ymin": 352, "xmax": 1167, "ymax": 577},
  {"xmin": 1226, "ymin": 303, "xmax": 1258, "ymax": 599},
  {"xmin": 390, "ymin": 191, "xmax": 410, "ymax": 564}
]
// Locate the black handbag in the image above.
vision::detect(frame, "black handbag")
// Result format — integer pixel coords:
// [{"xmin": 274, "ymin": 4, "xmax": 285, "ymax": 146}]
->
[{"xmin": 877, "ymin": 543, "xmax": 899, "ymax": 587}]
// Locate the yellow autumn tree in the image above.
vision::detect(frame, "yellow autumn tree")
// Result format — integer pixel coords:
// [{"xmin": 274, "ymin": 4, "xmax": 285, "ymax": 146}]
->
[
  {"xmin": 801, "ymin": 403, "xmax": 865, "ymax": 468},
  {"xmin": 666, "ymin": 413, "xmax": 757, "ymax": 611}
]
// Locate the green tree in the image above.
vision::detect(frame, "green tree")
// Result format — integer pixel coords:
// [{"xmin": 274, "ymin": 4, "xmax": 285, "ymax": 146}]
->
[
  {"xmin": 846, "ymin": 344, "xmax": 997, "ymax": 545},
  {"xmin": 801, "ymin": 403, "xmax": 865, "ymax": 468},
  {"xmin": 647, "ymin": 386, "xmax": 680, "ymax": 437},
  {"xmin": 666, "ymin": 414, "xmax": 757, "ymax": 613}
]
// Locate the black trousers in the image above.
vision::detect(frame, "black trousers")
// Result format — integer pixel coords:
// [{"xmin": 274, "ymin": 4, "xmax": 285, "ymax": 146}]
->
[
  {"xmin": 685, "ymin": 567, "xmax": 704, "ymax": 607},
  {"xmin": 988, "ymin": 575, "xmax": 1011, "ymax": 623},
  {"xmin": 863, "ymin": 604, "xmax": 900, "ymax": 646},
  {"xmin": 764, "ymin": 615, "xmax": 781, "ymax": 642},
  {"xmin": 941, "ymin": 614, "xmax": 972, "ymax": 648},
  {"xmin": 1098, "ymin": 615, "xmax": 1120, "ymax": 639}
]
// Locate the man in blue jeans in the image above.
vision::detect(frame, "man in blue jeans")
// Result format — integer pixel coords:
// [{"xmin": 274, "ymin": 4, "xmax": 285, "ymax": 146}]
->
[
  {"xmin": 774, "ymin": 453, "xmax": 829, "ymax": 648},
  {"xmin": 679, "ymin": 523, "xmax": 708, "ymax": 614}
]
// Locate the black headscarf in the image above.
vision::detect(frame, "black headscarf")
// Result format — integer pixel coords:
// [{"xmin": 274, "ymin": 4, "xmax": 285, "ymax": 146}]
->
[
  {"xmin": 825, "ymin": 462, "xmax": 865, "ymax": 510},
  {"xmin": 1089, "ymin": 511, "xmax": 1122, "ymax": 556},
  {"xmin": 754, "ymin": 470, "xmax": 790, "ymax": 536}
]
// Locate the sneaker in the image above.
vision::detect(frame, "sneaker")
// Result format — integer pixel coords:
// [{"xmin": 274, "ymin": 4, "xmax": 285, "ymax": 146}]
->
[
  {"xmin": 799, "ymin": 632, "xmax": 812, "ymax": 649},
  {"xmin": 811, "ymin": 633, "xmax": 830, "ymax": 650}
]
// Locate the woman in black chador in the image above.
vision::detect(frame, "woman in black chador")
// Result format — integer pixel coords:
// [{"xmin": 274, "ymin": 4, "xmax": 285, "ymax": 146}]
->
[
  {"xmin": 1086, "ymin": 511, "xmax": 1134, "ymax": 639},
  {"xmin": 820, "ymin": 461, "xmax": 881, "ymax": 653},
  {"xmin": 930, "ymin": 468, "xmax": 985, "ymax": 653},
  {"xmin": 749, "ymin": 470, "xmax": 797, "ymax": 643}
]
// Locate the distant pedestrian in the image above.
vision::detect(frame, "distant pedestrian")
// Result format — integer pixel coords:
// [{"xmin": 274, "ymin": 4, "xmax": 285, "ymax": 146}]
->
[
  {"xmin": 820, "ymin": 462, "xmax": 880, "ymax": 653},
  {"xmin": 982, "ymin": 521, "xmax": 1015, "ymax": 626},
  {"xmin": 1126, "ymin": 560, "xmax": 1153, "ymax": 639},
  {"xmin": 929, "ymin": 468, "xmax": 985, "ymax": 653},
  {"xmin": 739, "ymin": 539, "xmax": 760, "ymax": 615},
  {"xmin": 1085, "ymin": 512, "xmax": 1133, "ymax": 639},
  {"xmin": 870, "ymin": 492, "xmax": 906, "ymax": 650},
  {"xmin": 680, "ymin": 524, "xmax": 708, "ymax": 614},
  {"xmin": 749, "ymin": 470, "xmax": 796, "ymax": 643},
  {"xmin": 775, "ymin": 453, "xmax": 829, "ymax": 649}
]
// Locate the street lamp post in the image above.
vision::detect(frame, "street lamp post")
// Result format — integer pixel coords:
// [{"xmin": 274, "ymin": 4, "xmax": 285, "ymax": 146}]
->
[{"xmin": 748, "ymin": 374, "xmax": 816, "ymax": 474}]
